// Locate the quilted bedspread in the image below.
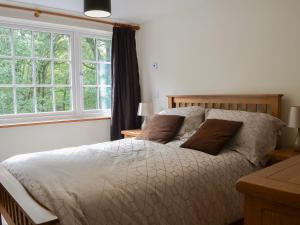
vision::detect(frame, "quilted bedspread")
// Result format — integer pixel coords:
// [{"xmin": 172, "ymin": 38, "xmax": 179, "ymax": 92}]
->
[{"xmin": 2, "ymin": 139, "xmax": 256, "ymax": 225}]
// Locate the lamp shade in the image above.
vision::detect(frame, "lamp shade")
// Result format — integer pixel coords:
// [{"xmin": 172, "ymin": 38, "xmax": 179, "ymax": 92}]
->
[
  {"xmin": 288, "ymin": 106, "xmax": 300, "ymax": 128},
  {"xmin": 84, "ymin": 0, "xmax": 111, "ymax": 18},
  {"xmin": 138, "ymin": 103, "xmax": 153, "ymax": 116}
]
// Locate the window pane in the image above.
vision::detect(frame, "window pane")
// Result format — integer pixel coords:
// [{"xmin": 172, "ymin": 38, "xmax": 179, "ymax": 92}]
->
[
  {"xmin": 0, "ymin": 88, "xmax": 13, "ymax": 115},
  {"xmin": 83, "ymin": 63, "xmax": 96, "ymax": 85},
  {"xmin": 97, "ymin": 39, "xmax": 111, "ymax": 61},
  {"xmin": 37, "ymin": 87, "xmax": 53, "ymax": 112},
  {"xmin": 0, "ymin": 26, "xmax": 74, "ymax": 117},
  {"xmin": 84, "ymin": 87, "xmax": 97, "ymax": 110},
  {"xmin": 55, "ymin": 88, "xmax": 71, "ymax": 111},
  {"xmin": 81, "ymin": 37, "xmax": 95, "ymax": 61},
  {"xmin": 14, "ymin": 30, "xmax": 32, "ymax": 57},
  {"xmin": 98, "ymin": 63, "xmax": 111, "ymax": 85},
  {"xmin": 53, "ymin": 34, "xmax": 70, "ymax": 60},
  {"xmin": 15, "ymin": 59, "xmax": 32, "ymax": 84},
  {"xmin": 36, "ymin": 60, "xmax": 51, "ymax": 84},
  {"xmin": 0, "ymin": 60, "xmax": 12, "ymax": 84},
  {"xmin": 81, "ymin": 36, "xmax": 112, "ymax": 111},
  {"xmin": 34, "ymin": 32, "xmax": 51, "ymax": 58},
  {"xmin": 16, "ymin": 88, "xmax": 34, "ymax": 113},
  {"xmin": 54, "ymin": 61, "xmax": 70, "ymax": 84},
  {"xmin": 0, "ymin": 27, "xmax": 11, "ymax": 56},
  {"xmin": 99, "ymin": 87, "xmax": 111, "ymax": 109}
]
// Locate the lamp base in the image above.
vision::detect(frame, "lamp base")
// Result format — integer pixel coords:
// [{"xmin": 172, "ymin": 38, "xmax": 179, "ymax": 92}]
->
[
  {"xmin": 141, "ymin": 117, "xmax": 150, "ymax": 130},
  {"xmin": 293, "ymin": 128, "xmax": 300, "ymax": 152}
]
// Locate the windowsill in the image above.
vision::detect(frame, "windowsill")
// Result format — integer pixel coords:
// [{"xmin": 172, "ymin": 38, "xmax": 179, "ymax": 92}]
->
[{"xmin": 0, "ymin": 116, "xmax": 111, "ymax": 128}]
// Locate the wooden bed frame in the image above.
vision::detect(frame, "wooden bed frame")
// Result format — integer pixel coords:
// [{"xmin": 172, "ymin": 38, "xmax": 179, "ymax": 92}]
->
[
  {"xmin": 0, "ymin": 94, "xmax": 283, "ymax": 225},
  {"xmin": 167, "ymin": 94, "xmax": 282, "ymax": 118}
]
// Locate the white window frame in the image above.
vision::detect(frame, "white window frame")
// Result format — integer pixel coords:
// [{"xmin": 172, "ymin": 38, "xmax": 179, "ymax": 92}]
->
[{"xmin": 0, "ymin": 17, "xmax": 112, "ymax": 125}]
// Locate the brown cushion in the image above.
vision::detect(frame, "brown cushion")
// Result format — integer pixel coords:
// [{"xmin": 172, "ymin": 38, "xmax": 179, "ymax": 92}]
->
[
  {"xmin": 180, "ymin": 119, "xmax": 243, "ymax": 155},
  {"xmin": 136, "ymin": 115, "xmax": 185, "ymax": 144}
]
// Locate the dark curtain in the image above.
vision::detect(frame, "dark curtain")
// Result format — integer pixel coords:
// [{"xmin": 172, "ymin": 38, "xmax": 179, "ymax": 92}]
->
[{"xmin": 110, "ymin": 27, "xmax": 141, "ymax": 140}]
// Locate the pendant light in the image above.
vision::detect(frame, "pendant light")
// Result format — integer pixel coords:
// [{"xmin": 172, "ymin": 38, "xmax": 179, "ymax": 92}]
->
[{"xmin": 84, "ymin": 0, "xmax": 111, "ymax": 18}]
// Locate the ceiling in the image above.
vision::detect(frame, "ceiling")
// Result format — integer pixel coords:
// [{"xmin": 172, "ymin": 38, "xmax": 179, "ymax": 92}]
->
[{"xmin": 6, "ymin": 0, "xmax": 200, "ymax": 24}]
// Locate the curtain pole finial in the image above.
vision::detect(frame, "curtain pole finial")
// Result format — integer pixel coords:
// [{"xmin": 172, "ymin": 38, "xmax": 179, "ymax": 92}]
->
[{"xmin": 34, "ymin": 10, "xmax": 42, "ymax": 17}]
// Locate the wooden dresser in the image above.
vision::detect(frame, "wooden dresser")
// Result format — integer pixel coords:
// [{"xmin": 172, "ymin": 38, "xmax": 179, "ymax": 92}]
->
[{"xmin": 236, "ymin": 155, "xmax": 300, "ymax": 225}]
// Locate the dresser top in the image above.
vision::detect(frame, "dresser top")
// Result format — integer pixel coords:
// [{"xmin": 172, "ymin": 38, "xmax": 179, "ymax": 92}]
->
[{"xmin": 236, "ymin": 155, "xmax": 300, "ymax": 208}]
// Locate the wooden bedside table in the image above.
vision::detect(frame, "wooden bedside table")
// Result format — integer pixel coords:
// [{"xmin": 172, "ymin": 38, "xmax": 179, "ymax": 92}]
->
[
  {"xmin": 266, "ymin": 148, "xmax": 300, "ymax": 165},
  {"xmin": 121, "ymin": 129, "xmax": 142, "ymax": 138},
  {"xmin": 237, "ymin": 154, "xmax": 300, "ymax": 225}
]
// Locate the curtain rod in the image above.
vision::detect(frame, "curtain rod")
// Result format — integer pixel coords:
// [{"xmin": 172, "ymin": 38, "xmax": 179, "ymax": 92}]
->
[{"xmin": 0, "ymin": 3, "xmax": 140, "ymax": 31}]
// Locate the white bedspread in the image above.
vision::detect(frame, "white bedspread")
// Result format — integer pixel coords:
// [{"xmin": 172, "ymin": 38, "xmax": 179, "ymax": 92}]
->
[{"xmin": 2, "ymin": 139, "xmax": 256, "ymax": 225}]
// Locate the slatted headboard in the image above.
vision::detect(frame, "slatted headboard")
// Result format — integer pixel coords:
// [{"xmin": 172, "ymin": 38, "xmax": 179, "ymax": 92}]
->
[{"xmin": 167, "ymin": 94, "xmax": 283, "ymax": 118}]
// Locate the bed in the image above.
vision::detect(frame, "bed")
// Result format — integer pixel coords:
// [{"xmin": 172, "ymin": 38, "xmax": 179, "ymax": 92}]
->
[{"xmin": 0, "ymin": 94, "xmax": 283, "ymax": 225}]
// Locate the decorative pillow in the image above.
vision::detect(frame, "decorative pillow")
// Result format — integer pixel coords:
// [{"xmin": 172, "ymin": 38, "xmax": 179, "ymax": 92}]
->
[
  {"xmin": 181, "ymin": 119, "xmax": 243, "ymax": 155},
  {"xmin": 136, "ymin": 115, "xmax": 185, "ymax": 144},
  {"xmin": 158, "ymin": 106, "xmax": 205, "ymax": 138},
  {"xmin": 206, "ymin": 109, "xmax": 286, "ymax": 165}
]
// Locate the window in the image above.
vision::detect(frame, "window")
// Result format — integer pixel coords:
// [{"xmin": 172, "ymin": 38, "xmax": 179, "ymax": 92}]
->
[
  {"xmin": 0, "ymin": 27, "xmax": 72, "ymax": 115},
  {"xmin": 0, "ymin": 22, "xmax": 112, "ymax": 123},
  {"xmin": 81, "ymin": 37, "xmax": 111, "ymax": 111}
]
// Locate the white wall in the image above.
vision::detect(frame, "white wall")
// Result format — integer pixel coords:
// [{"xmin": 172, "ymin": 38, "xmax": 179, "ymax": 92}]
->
[
  {"xmin": 139, "ymin": 0, "xmax": 300, "ymax": 146},
  {"xmin": 0, "ymin": 8, "xmax": 112, "ymax": 161},
  {"xmin": 6, "ymin": 0, "xmax": 84, "ymax": 12},
  {"xmin": 0, "ymin": 120, "xmax": 111, "ymax": 161}
]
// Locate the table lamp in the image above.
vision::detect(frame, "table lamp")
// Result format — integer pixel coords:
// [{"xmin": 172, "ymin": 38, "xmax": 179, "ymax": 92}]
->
[
  {"xmin": 288, "ymin": 106, "xmax": 300, "ymax": 151},
  {"xmin": 138, "ymin": 103, "xmax": 153, "ymax": 129}
]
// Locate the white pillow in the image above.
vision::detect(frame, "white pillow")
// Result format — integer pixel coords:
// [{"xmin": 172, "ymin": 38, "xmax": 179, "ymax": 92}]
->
[
  {"xmin": 206, "ymin": 109, "xmax": 285, "ymax": 166},
  {"xmin": 159, "ymin": 106, "xmax": 205, "ymax": 139}
]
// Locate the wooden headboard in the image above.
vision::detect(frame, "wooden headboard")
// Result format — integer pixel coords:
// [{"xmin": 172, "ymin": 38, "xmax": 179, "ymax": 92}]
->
[{"xmin": 167, "ymin": 94, "xmax": 283, "ymax": 118}]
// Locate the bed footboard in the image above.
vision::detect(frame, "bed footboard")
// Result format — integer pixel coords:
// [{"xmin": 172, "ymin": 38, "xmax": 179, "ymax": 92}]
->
[{"xmin": 0, "ymin": 166, "xmax": 58, "ymax": 225}]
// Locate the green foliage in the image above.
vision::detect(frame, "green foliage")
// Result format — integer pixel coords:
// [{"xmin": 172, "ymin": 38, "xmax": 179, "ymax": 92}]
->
[
  {"xmin": 55, "ymin": 62, "xmax": 70, "ymax": 85},
  {"xmin": 37, "ymin": 87, "xmax": 52, "ymax": 112},
  {"xmin": 81, "ymin": 37, "xmax": 111, "ymax": 110},
  {"xmin": 0, "ymin": 88, "xmax": 13, "ymax": 114},
  {"xmin": 81, "ymin": 37, "xmax": 95, "ymax": 61},
  {"xmin": 84, "ymin": 87, "xmax": 97, "ymax": 110},
  {"xmin": 83, "ymin": 63, "xmax": 97, "ymax": 85},
  {"xmin": 36, "ymin": 60, "xmax": 51, "ymax": 84},
  {"xmin": 55, "ymin": 88, "xmax": 71, "ymax": 111},
  {"xmin": 15, "ymin": 59, "xmax": 32, "ymax": 84},
  {"xmin": 0, "ymin": 28, "xmax": 11, "ymax": 56},
  {"xmin": 54, "ymin": 34, "xmax": 69, "ymax": 59},
  {"xmin": 14, "ymin": 30, "xmax": 32, "ymax": 57},
  {"xmin": 34, "ymin": 32, "xmax": 51, "ymax": 58},
  {"xmin": 0, "ymin": 27, "xmax": 112, "ymax": 115},
  {"xmin": 16, "ymin": 88, "xmax": 34, "ymax": 113},
  {"xmin": 0, "ymin": 60, "xmax": 12, "ymax": 84}
]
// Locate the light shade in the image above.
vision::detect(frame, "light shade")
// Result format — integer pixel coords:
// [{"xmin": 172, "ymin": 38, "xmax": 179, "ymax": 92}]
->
[
  {"xmin": 288, "ymin": 106, "xmax": 300, "ymax": 128},
  {"xmin": 84, "ymin": 0, "xmax": 111, "ymax": 18},
  {"xmin": 138, "ymin": 103, "xmax": 153, "ymax": 116}
]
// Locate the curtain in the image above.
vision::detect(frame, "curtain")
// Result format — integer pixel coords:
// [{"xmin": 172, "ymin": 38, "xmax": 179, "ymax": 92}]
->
[{"xmin": 110, "ymin": 27, "xmax": 141, "ymax": 140}]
